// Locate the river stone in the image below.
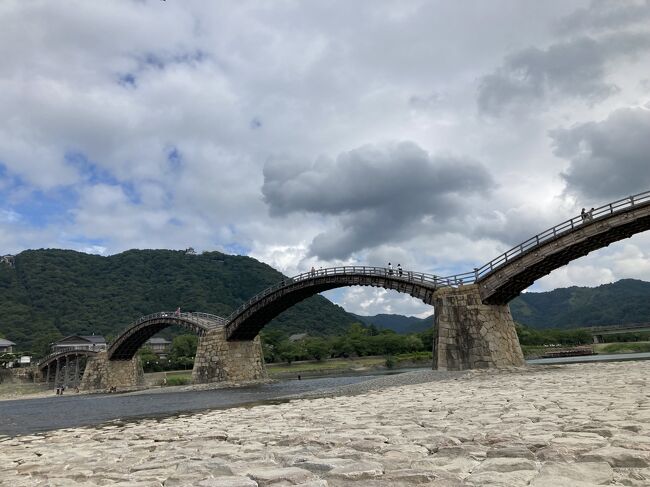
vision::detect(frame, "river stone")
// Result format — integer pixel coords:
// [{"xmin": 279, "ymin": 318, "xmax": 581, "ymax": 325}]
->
[
  {"xmin": 486, "ymin": 446, "xmax": 535, "ymax": 460},
  {"xmin": 529, "ymin": 462, "xmax": 613, "ymax": 486},
  {"xmin": 247, "ymin": 467, "xmax": 316, "ymax": 485},
  {"xmin": 198, "ymin": 477, "xmax": 259, "ymax": 487},
  {"xmin": 328, "ymin": 461, "xmax": 384, "ymax": 480},
  {"xmin": 292, "ymin": 457, "xmax": 355, "ymax": 472},
  {"xmin": 580, "ymin": 446, "xmax": 650, "ymax": 467},
  {"xmin": 471, "ymin": 457, "xmax": 537, "ymax": 473},
  {"xmin": 466, "ymin": 470, "xmax": 538, "ymax": 486}
]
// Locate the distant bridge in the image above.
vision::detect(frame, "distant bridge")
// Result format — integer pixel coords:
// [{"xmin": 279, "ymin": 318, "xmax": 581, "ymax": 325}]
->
[
  {"xmin": 107, "ymin": 311, "xmax": 225, "ymax": 360},
  {"xmin": 38, "ymin": 349, "xmax": 98, "ymax": 388},
  {"xmin": 582, "ymin": 322, "xmax": 650, "ymax": 343}
]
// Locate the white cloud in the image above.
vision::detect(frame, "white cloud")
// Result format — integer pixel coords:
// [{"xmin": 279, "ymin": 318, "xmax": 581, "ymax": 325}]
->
[{"xmin": 1, "ymin": 0, "xmax": 649, "ymax": 316}]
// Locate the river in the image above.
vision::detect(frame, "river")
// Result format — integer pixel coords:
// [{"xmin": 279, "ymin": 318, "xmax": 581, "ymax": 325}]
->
[
  {"xmin": 4, "ymin": 353, "xmax": 650, "ymax": 437},
  {"xmin": 0, "ymin": 373, "xmax": 395, "ymax": 436}
]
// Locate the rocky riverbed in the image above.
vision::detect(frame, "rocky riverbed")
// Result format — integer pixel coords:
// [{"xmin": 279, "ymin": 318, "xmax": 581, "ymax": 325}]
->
[{"xmin": 2, "ymin": 361, "xmax": 650, "ymax": 486}]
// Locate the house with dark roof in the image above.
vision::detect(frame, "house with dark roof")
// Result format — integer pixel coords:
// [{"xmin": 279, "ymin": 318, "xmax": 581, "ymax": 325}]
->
[
  {"xmin": 0, "ymin": 338, "xmax": 16, "ymax": 353},
  {"xmin": 145, "ymin": 337, "xmax": 172, "ymax": 356},
  {"xmin": 51, "ymin": 335, "xmax": 107, "ymax": 353}
]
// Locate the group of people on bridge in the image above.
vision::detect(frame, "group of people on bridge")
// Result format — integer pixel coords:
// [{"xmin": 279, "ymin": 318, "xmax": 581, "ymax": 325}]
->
[
  {"xmin": 581, "ymin": 207, "xmax": 596, "ymax": 222},
  {"xmin": 387, "ymin": 262, "xmax": 403, "ymax": 276}
]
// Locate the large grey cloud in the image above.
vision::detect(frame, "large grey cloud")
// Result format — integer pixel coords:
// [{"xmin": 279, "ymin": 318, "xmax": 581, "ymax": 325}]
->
[
  {"xmin": 478, "ymin": 32, "xmax": 650, "ymax": 116},
  {"xmin": 557, "ymin": 0, "xmax": 650, "ymax": 34},
  {"xmin": 554, "ymin": 106, "xmax": 650, "ymax": 200},
  {"xmin": 262, "ymin": 142, "xmax": 495, "ymax": 259}
]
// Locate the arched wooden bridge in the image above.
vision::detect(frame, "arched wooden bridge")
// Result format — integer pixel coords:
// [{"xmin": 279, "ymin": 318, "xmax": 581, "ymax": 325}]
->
[
  {"xmin": 224, "ymin": 190, "xmax": 650, "ymax": 340},
  {"xmin": 104, "ymin": 190, "xmax": 650, "ymax": 358},
  {"xmin": 107, "ymin": 312, "xmax": 225, "ymax": 360},
  {"xmin": 38, "ymin": 349, "xmax": 99, "ymax": 388},
  {"xmin": 38, "ymin": 349, "xmax": 99, "ymax": 369}
]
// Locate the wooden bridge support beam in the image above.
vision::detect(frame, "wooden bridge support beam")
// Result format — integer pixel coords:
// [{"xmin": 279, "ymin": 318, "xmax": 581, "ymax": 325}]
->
[
  {"xmin": 54, "ymin": 358, "xmax": 60, "ymax": 388},
  {"xmin": 192, "ymin": 327, "xmax": 268, "ymax": 384},
  {"xmin": 79, "ymin": 351, "xmax": 144, "ymax": 391},
  {"xmin": 433, "ymin": 285, "xmax": 525, "ymax": 370}
]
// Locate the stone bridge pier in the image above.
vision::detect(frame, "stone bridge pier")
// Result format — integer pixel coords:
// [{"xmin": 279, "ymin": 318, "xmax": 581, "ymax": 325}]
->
[
  {"xmin": 79, "ymin": 352, "xmax": 144, "ymax": 391},
  {"xmin": 433, "ymin": 285, "xmax": 525, "ymax": 370},
  {"xmin": 192, "ymin": 326, "xmax": 267, "ymax": 384}
]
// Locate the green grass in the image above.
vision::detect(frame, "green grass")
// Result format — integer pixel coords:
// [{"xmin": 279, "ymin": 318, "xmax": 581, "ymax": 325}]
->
[
  {"xmin": 145, "ymin": 354, "xmax": 433, "ymax": 384},
  {"xmin": 267, "ymin": 354, "xmax": 432, "ymax": 377},
  {"xmin": 594, "ymin": 341, "xmax": 650, "ymax": 354},
  {"xmin": 266, "ymin": 356, "xmax": 386, "ymax": 375},
  {"xmin": 165, "ymin": 375, "xmax": 191, "ymax": 386}
]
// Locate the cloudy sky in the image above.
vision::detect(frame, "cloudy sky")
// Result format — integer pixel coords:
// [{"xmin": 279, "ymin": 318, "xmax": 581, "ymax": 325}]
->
[{"xmin": 1, "ymin": 0, "xmax": 650, "ymax": 317}]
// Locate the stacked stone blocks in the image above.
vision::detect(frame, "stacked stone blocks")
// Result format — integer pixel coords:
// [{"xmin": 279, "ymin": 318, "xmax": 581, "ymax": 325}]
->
[
  {"xmin": 79, "ymin": 351, "xmax": 144, "ymax": 391},
  {"xmin": 433, "ymin": 284, "xmax": 524, "ymax": 370},
  {"xmin": 192, "ymin": 326, "xmax": 267, "ymax": 383}
]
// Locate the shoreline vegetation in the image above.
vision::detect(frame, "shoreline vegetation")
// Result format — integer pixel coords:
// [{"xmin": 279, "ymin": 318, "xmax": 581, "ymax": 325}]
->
[
  {"xmin": 3, "ymin": 342, "xmax": 650, "ymax": 399},
  {"xmin": 146, "ymin": 353, "xmax": 434, "ymax": 386}
]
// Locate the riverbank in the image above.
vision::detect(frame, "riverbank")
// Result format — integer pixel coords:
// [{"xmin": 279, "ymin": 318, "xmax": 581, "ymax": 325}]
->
[{"xmin": 3, "ymin": 361, "xmax": 650, "ymax": 486}]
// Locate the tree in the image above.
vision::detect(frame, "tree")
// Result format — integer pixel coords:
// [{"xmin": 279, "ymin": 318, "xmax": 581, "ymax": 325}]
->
[
  {"xmin": 170, "ymin": 334, "xmax": 198, "ymax": 359},
  {"xmin": 138, "ymin": 347, "xmax": 162, "ymax": 372},
  {"xmin": 31, "ymin": 332, "xmax": 63, "ymax": 358},
  {"xmin": 276, "ymin": 341, "xmax": 300, "ymax": 364},
  {"xmin": 305, "ymin": 337, "xmax": 330, "ymax": 361}
]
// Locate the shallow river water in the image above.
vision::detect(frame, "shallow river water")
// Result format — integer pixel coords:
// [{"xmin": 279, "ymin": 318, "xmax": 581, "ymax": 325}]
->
[
  {"xmin": 0, "ymin": 373, "xmax": 386, "ymax": 436},
  {"xmin": 4, "ymin": 353, "xmax": 650, "ymax": 437}
]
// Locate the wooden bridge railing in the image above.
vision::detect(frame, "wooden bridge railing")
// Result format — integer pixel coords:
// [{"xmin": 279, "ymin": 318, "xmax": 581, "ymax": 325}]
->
[
  {"xmin": 450, "ymin": 190, "xmax": 650, "ymax": 283},
  {"xmin": 226, "ymin": 266, "xmax": 476, "ymax": 322},
  {"xmin": 227, "ymin": 190, "xmax": 650, "ymax": 325},
  {"xmin": 37, "ymin": 348, "xmax": 98, "ymax": 368}
]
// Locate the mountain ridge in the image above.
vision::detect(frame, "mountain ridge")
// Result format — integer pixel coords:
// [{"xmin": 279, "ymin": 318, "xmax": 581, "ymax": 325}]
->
[{"xmin": 0, "ymin": 249, "xmax": 357, "ymax": 353}]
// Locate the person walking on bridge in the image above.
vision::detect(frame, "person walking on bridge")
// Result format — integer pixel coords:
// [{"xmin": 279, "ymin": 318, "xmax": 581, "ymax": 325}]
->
[
  {"xmin": 310, "ymin": 266, "xmax": 315, "ymax": 277},
  {"xmin": 388, "ymin": 262, "xmax": 393, "ymax": 275},
  {"xmin": 397, "ymin": 263, "xmax": 403, "ymax": 276},
  {"xmin": 581, "ymin": 208, "xmax": 588, "ymax": 222}
]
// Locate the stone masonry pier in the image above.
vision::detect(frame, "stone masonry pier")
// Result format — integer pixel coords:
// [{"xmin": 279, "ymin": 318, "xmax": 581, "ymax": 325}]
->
[
  {"xmin": 433, "ymin": 285, "xmax": 525, "ymax": 370},
  {"xmin": 79, "ymin": 351, "xmax": 144, "ymax": 391},
  {"xmin": 192, "ymin": 326, "xmax": 267, "ymax": 384}
]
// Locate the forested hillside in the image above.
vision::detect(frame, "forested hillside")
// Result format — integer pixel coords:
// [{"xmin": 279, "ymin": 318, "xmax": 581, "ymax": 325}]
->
[
  {"xmin": 352, "ymin": 313, "xmax": 433, "ymax": 334},
  {"xmin": 510, "ymin": 279, "xmax": 650, "ymax": 328},
  {"xmin": 0, "ymin": 249, "xmax": 357, "ymax": 353}
]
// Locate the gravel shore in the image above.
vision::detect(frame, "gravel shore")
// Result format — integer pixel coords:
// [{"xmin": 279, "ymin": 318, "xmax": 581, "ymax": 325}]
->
[{"xmin": 3, "ymin": 361, "xmax": 650, "ymax": 486}]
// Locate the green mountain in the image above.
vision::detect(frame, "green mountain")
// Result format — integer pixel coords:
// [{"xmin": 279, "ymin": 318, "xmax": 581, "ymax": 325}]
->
[
  {"xmin": 352, "ymin": 313, "xmax": 433, "ymax": 334},
  {"xmin": 0, "ymin": 249, "xmax": 357, "ymax": 353},
  {"xmin": 510, "ymin": 279, "xmax": 650, "ymax": 329}
]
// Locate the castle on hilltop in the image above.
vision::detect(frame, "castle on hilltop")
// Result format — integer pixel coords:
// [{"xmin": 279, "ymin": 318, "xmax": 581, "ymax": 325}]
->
[{"xmin": 1, "ymin": 254, "xmax": 15, "ymax": 267}]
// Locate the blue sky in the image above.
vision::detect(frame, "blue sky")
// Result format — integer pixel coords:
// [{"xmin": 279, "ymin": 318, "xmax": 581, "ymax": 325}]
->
[{"xmin": 1, "ymin": 0, "xmax": 650, "ymax": 317}]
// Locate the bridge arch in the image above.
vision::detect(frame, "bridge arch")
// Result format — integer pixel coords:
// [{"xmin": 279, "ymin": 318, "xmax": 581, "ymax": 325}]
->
[
  {"xmin": 38, "ymin": 349, "xmax": 98, "ymax": 370},
  {"xmin": 38, "ymin": 349, "xmax": 99, "ymax": 388},
  {"xmin": 107, "ymin": 312, "xmax": 225, "ymax": 360},
  {"xmin": 225, "ymin": 267, "xmax": 440, "ymax": 340},
  {"xmin": 474, "ymin": 191, "xmax": 650, "ymax": 304}
]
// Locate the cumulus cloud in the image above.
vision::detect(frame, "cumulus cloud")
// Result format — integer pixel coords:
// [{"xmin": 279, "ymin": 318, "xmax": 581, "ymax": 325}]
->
[
  {"xmin": 478, "ymin": 31, "xmax": 650, "ymax": 116},
  {"xmin": 554, "ymin": 106, "xmax": 650, "ymax": 200},
  {"xmin": 557, "ymin": 0, "xmax": 650, "ymax": 34},
  {"xmin": 1, "ymin": 1, "xmax": 650, "ymax": 315},
  {"xmin": 262, "ymin": 142, "xmax": 495, "ymax": 259}
]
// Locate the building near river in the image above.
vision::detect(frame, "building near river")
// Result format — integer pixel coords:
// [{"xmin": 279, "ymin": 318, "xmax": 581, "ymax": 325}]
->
[
  {"xmin": 51, "ymin": 335, "xmax": 107, "ymax": 353},
  {"xmin": 145, "ymin": 337, "xmax": 172, "ymax": 357},
  {"xmin": 0, "ymin": 338, "xmax": 15, "ymax": 353}
]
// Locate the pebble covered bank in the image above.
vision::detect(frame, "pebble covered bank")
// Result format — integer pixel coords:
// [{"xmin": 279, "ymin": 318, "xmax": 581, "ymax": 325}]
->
[{"xmin": 3, "ymin": 361, "xmax": 650, "ymax": 486}]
